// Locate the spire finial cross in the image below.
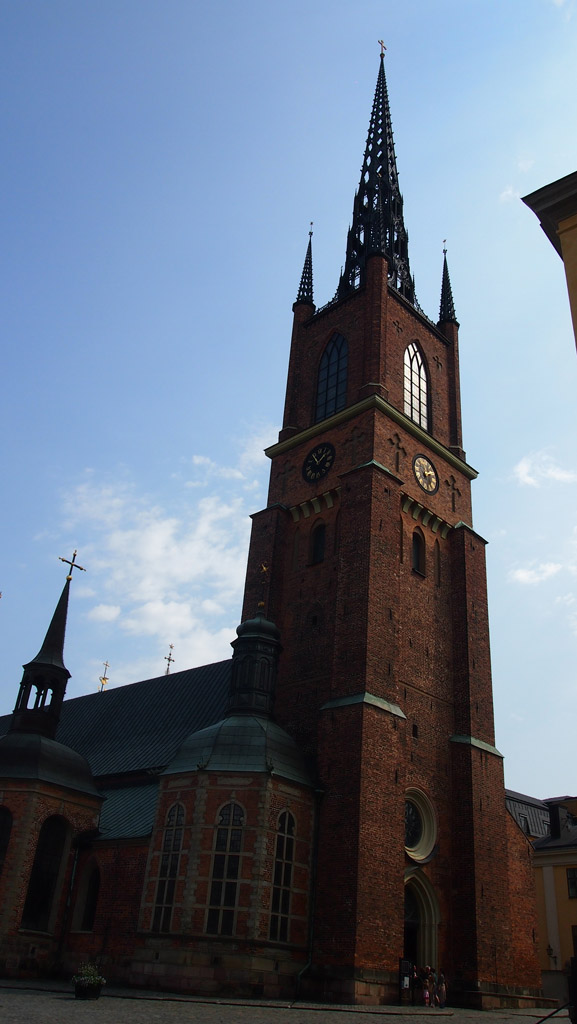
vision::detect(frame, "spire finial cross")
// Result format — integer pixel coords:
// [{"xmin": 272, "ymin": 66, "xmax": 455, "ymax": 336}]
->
[
  {"xmin": 378, "ymin": 39, "xmax": 386, "ymax": 57},
  {"xmin": 59, "ymin": 549, "xmax": 86, "ymax": 581},
  {"xmin": 443, "ymin": 238, "xmax": 447, "ymax": 256},
  {"xmin": 309, "ymin": 221, "xmax": 313, "ymax": 238},
  {"xmin": 164, "ymin": 643, "xmax": 175, "ymax": 675}
]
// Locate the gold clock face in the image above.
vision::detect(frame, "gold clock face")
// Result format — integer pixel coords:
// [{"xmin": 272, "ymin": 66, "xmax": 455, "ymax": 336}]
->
[{"xmin": 413, "ymin": 454, "xmax": 438, "ymax": 494}]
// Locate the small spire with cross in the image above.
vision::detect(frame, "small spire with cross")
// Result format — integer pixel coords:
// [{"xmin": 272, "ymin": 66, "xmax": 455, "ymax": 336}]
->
[
  {"xmin": 378, "ymin": 39, "xmax": 386, "ymax": 57},
  {"xmin": 98, "ymin": 660, "xmax": 110, "ymax": 693},
  {"xmin": 59, "ymin": 549, "xmax": 86, "ymax": 581},
  {"xmin": 164, "ymin": 643, "xmax": 175, "ymax": 675}
]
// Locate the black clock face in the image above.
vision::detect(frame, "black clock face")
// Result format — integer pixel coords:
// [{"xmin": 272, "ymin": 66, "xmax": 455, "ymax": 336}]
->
[
  {"xmin": 405, "ymin": 800, "xmax": 423, "ymax": 849},
  {"xmin": 302, "ymin": 442, "xmax": 336, "ymax": 483}
]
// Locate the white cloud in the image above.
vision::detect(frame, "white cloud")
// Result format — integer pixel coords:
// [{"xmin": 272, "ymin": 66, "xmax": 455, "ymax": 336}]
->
[
  {"xmin": 88, "ymin": 604, "xmax": 121, "ymax": 622},
  {"xmin": 513, "ymin": 451, "xmax": 577, "ymax": 487},
  {"xmin": 500, "ymin": 185, "xmax": 520, "ymax": 203},
  {"xmin": 59, "ymin": 427, "xmax": 270, "ymax": 687},
  {"xmin": 509, "ymin": 562, "xmax": 562, "ymax": 585}
]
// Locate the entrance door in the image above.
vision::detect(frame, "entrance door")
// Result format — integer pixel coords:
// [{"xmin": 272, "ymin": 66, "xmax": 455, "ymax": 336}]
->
[{"xmin": 404, "ymin": 884, "xmax": 420, "ymax": 964}]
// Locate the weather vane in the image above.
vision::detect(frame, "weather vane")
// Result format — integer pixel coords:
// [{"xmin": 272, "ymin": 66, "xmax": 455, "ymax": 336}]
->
[
  {"xmin": 99, "ymin": 661, "xmax": 110, "ymax": 693},
  {"xmin": 165, "ymin": 643, "xmax": 175, "ymax": 675},
  {"xmin": 59, "ymin": 549, "xmax": 86, "ymax": 581}
]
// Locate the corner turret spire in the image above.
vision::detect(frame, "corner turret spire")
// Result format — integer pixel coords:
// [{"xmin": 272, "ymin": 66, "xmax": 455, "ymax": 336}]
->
[
  {"xmin": 439, "ymin": 246, "xmax": 458, "ymax": 324},
  {"xmin": 337, "ymin": 49, "xmax": 414, "ymax": 303},
  {"xmin": 9, "ymin": 553, "xmax": 83, "ymax": 738},
  {"xmin": 295, "ymin": 225, "xmax": 314, "ymax": 306}
]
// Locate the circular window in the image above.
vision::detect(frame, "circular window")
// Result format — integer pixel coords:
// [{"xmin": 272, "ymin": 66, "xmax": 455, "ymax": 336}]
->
[
  {"xmin": 405, "ymin": 800, "xmax": 423, "ymax": 848},
  {"xmin": 404, "ymin": 788, "xmax": 437, "ymax": 862}
]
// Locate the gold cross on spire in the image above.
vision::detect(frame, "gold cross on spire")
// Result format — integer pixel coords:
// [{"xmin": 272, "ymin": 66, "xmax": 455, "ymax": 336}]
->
[
  {"xmin": 165, "ymin": 643, "xmax": 175, "ymax": 675},
  {"xmin": 378, "ymin": 39, "xmax": 386, "ymax": 57},
  {"xmin": 59, "ymin": 549, "xmax": 86, "ymax": 581}
]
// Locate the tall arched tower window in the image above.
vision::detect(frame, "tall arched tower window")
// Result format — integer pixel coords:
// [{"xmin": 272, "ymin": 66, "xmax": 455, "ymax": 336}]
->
[
  {"xmin": 404, "ymin": 342, "xmax": 429, "ymax": 430},
  {"xmin": 152, "ymin": 802, "xmax": 185, "ymax": 932},
  {"xmin": 315, "ymin": 333, "xmax": 348, "ymax": 422},
  {"xmin": 206, "ymin": 802, "xmax": 245, "ymax": 936},
  {"xmin": 412, "ymin": 528, "xmax": 426, "ymax": 576},
  {"xmin": 310, "ymin": 522, "xmax": 326, "ymax": 564}
]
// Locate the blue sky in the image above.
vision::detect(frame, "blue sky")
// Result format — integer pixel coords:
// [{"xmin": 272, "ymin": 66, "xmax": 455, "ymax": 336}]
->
[{"xmin": 2, "ymin": 0, "xmax": 577, "ymax": 799}]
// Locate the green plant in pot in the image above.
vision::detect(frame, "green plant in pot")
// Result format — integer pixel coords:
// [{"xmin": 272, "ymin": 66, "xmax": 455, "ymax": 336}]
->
[{"xmin": 71, "ymin": 961, "xmax": 106, "ymax": 1000}]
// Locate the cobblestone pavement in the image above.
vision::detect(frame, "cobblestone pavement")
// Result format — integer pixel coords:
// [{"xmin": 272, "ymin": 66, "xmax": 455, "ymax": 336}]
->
[{"xmin": 0, "ymin": 983, "xmax": 570, "ymax": 1024}]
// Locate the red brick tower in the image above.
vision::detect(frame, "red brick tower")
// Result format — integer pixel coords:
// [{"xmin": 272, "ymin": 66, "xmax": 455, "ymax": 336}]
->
[{"xmin": 241, "ymin": 53, "xmax": 541, "ymax": 1006}]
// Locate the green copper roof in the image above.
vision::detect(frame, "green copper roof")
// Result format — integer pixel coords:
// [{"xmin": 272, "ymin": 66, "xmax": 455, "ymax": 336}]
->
[{"xmin": 164, "ymin": 714, "xmax": 313, "ymax": 787}]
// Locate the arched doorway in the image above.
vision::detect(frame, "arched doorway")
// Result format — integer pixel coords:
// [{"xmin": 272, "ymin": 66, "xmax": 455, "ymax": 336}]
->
[{"xmin": 404, "ymin": 869, "xmax": 440, "ymax": 969}]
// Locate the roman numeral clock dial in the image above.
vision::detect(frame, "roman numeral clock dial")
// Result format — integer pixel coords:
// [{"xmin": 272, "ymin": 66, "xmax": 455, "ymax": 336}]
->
[
  {"xmin": 302, "ymin": 443, "xmax": 336, "ymax": 483},
  {"xmin": 413, "ymin": 454, "xmax": 438, "ymax": 494}
]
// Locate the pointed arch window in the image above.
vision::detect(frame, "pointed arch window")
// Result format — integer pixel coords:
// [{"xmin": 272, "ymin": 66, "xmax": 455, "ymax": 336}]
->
[
  {"xmin": 206, "ymin": 802, "xmax": 245, "ymax": 936},
  {"xmin": 315, "ymin": 333, "xmax": 348, "ymax": 423},
  {"xmin": 152, "ymin": 803, "xmax": 185, "ymax": 932},
  {"xmin": 404, "ymin": 342, "xmax": 429, "ymax": 430},
  {"xmin": 73, "ymin": 861, "xmax": 100, "ymax": 932},
  {"xmin": 270, "ymin": 811, "xmax": 295, "ymax": 943},
  {"xmin": 21, "ymin": 815, "xmax": 69, "ymax": 932},
  {"xmin": 310, "ymin": 522, "xmax": 326, "ymax": 564},
  {"xmin": 0, "ymin": 806, "xmax": 12, "ymax": 879},
  {"xmin": 412, "ymin": 528, "xmax": 426, "ymax": 576}
]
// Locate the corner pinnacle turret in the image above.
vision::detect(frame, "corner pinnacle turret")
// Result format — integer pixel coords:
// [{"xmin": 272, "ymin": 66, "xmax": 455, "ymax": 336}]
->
[
  {"xmin": 439, "ymin": 248, "xmax": 458, "ymax": 324},
  {"xmin": 337, "ymin": 49, "xmax": 414, "ymax": 304}
]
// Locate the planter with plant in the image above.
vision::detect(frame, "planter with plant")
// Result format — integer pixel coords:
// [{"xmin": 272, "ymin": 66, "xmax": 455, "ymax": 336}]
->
[{"xmin": 71, "ymin": 962, "xmax": 106, "ymax": 1000}]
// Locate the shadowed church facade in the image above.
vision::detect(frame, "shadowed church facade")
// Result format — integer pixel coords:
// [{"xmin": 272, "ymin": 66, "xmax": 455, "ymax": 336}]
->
[{"xmin": 0, "ymin": 54, "xmax": 542, "ymax": 1006}]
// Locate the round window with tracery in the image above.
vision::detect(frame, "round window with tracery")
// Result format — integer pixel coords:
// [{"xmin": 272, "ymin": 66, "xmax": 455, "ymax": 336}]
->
[{"xmin": 404, "ymin": 789, "xmax": 437, "ymax": 862}]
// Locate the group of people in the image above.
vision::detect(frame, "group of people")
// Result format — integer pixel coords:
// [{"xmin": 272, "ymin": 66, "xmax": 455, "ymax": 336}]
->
[{"xmin": 412, "ymin": 965, "xmax": 448, "ymax": 1008}]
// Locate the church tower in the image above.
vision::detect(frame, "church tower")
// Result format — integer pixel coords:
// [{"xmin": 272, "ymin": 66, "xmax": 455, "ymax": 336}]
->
[{"xmin": 242, "ymin": 51, "xmax": 541, "ymax": 1006}]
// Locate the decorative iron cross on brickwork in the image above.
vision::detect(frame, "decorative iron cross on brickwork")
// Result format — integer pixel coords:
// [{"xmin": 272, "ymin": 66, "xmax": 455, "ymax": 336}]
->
[
  {"xmin": 446, "ymin": 475, "xmax": 461, "ymax": 512},
  {"xmin": 389, "ymin": 432, "xmax": 406, "ymax": 473},
  {"xmin": 59, "ymin": 549, "xmax": 86, "ymax": 580},
  {"xmin": 344, "ymin": 426, "xmax": 366, "ymax": 466}
]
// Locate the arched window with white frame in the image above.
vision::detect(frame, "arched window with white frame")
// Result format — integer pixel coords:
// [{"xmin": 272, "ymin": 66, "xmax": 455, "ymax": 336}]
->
[{"xmin": 404, "ymin": 342, "xmax": 429, "ymax": 430}]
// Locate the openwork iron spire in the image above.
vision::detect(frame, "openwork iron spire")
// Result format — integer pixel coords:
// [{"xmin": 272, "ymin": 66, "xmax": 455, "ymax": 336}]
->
[
  {"xmin": 439, "ymin": 247, "xmax": 457, "ymax": 323},
  {"xmin": 337, "ymin": 51, "xmax": 414, "ymax": 303},
  {"xmin": 296, "ymin": 226, "xmax": 314, "ymax": 305}
]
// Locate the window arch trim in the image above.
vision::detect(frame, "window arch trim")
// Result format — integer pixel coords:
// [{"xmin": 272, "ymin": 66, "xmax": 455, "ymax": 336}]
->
[
  {"xmin": 315, "ymin": 332, "xmax": 348, "ymax": 423},
  {"xmin": 404, "ymin": 341, "xmax": 430, "ymax": 431}
]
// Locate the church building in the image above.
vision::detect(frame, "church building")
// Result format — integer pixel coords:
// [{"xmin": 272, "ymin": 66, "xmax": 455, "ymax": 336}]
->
[{"xmin": 0, "ymin": 53, "xmax": 542, "ymax": 1007}]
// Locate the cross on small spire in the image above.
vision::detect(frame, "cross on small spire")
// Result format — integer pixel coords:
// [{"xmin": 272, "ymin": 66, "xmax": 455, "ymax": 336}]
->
[
  {"xmin": 309, "ymin": 221, "xmax": 313, "ymax": 238},
  {"xmin": 59, "ymin": 549, "xmax": 86, "ymax": 581},
  {"xmin": 99, "ymin": 660, "xmax": 109, "ymax": 692},
  {"xmin": 164, "ymin": 643, "xmax": 175, "ymax": 675},
  {"xmin": 378, "ymin": 39, "xmax": 386, "ymax": 57},
  {"xmin": 443, "ymin": 238, "xmax": 447, "ymax": 255}
]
